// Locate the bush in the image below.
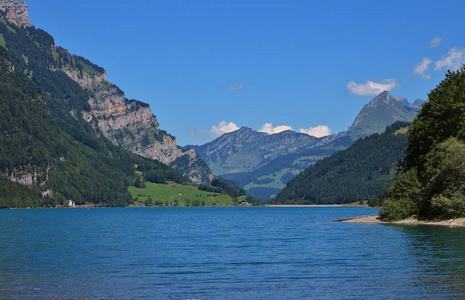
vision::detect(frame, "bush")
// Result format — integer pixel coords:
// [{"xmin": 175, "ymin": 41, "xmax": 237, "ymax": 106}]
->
[
  {"xmin": 145, "ymin": 196, "xmax": 153, "ymax": 206},
  {"xmin": 430, "ymin": 192, "xmax": 465, "ymax": 219},
  {"xmin": 379, "ymin": 198, "xmax": 417, "ymax": 221},
  {"xmin": 379, "ymin": 168, "xmax": 421, "ymax": 221}
]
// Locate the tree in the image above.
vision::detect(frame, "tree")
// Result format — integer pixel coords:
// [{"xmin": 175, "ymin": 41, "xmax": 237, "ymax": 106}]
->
[
  {"xmin": 406, "ymin": 68, "xmax": 465, "ymax": 172},
  {"xmin": 134, "ymin": 177, "xmax": 144, "ymax": 188},
  {"xmin": 381, "ymin": 67, "xmax": 465, "ymax": 220},
  {"xmin": 379, "ymin": 168, "xmax": 421, "ymax": 221},
  {"xmin": 145, "ymin": 169, "xmax": 166, "ymax": 184},
  {"xmin": 145, "ymin": 196, "xmax": 153, "ymax": 206},
  {"xmin": 423, "ymin": 138, "xmax": 465, "ymax": 218}
]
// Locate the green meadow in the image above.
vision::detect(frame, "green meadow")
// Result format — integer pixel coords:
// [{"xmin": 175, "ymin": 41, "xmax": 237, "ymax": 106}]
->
[{"xmin": 129, "ymin": 182, "xmax": 246, "ymax": 207}]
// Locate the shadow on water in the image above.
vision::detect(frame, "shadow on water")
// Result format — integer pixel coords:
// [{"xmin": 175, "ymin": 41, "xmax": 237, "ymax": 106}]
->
[{"xmin": 387, "ymin": 224, "xmax": 465, "ymax": 297}]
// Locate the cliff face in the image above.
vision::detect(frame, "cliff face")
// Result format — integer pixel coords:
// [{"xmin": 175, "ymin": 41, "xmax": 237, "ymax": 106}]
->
[
  {"xmin": 0, "ymin": 0, "xmax": 30, "ymax": 28},
  {"xmin": 85, "ymin": 84, "xmax": 183, "ymax": 165},
  {"xmin": 63, "ymin": 59, "xmax": 213, "ymax": 184}
]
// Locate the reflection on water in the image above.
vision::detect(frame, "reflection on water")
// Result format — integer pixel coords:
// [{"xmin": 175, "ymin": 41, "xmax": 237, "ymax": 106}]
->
[{"xmin": 1, "ymin": 207, "xmax": 465, "ymax": 299}]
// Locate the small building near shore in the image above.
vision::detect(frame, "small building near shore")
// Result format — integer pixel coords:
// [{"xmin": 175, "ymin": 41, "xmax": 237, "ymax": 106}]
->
[{"xmin": 66, "ymin": 200, "xmax": 76, "ymax": 208}]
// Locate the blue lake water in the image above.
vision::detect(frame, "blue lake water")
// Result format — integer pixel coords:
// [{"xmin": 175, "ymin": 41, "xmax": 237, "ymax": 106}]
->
[{"xmin": 1, "ymin": 207, "xmax": 465, "ymax": 299}]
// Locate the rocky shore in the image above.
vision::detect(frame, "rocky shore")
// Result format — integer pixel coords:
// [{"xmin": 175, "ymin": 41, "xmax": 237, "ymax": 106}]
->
[{"xmin": 335, "ymin": 214, "xmax": 465, "ymax": 227}]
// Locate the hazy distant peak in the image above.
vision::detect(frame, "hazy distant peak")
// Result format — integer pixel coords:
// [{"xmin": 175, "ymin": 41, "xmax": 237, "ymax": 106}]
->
[{"xmin": 366, "ymin": 90, "xmax": 396, "ymax": 108}]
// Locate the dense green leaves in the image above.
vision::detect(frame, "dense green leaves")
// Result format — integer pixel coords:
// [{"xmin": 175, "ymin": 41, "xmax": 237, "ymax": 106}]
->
[
  {"xmin": 379, "ymin": 168, "xmax": 421, "ymax": 221},
  {"xmin": 381, "ymin": 67, "xmax": 465, "ymax": 220},
  {"xmin": 406, "ymin": 69, "xmax": 465, "ymax": 172}
]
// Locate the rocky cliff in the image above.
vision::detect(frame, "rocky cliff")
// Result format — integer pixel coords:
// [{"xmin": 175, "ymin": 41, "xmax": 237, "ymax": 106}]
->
[
  {"xmin": 63, "ymin": 56, "xmax": 213, "ymax": 184},
  {"xmin": 0, "ymin": 0, "xmax": 30, "ymax": 28}
]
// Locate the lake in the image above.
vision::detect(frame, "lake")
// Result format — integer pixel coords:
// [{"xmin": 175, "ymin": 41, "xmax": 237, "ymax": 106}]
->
[{"xmin": 1, "ymin": 207, "xmax": 465, "ymax": 299}]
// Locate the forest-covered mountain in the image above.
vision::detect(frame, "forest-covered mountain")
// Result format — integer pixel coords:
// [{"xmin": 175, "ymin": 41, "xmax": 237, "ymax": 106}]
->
[
  {"xmin": 194, "ymin": 91, "xmax": 422, "ymax": 200},
  {"xmin": 269, "ymin": 122, "xmax": 410, "ymax": 205},
  {"xmin": 0, "ymin": 45, "xmax": 185, "ymax": 208},
  {"xmin": 0, "ymin": 0, "xmax": 216, "ymax": 207},
  {"xmin": 0, "ymin": 0, "xmax": 213, "ymax": 185}
]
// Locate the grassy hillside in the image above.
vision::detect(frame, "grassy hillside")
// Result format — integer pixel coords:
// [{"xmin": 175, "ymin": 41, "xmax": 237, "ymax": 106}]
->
[{"xmin": 129, "ymin": 182, "xmax": 246, "ymax": 207}]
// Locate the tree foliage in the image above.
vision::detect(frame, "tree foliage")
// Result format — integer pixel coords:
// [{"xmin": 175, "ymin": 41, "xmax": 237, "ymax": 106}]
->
[{"xmin": 381, "ymin": 67, "xmax": 465, "ymax": 220}]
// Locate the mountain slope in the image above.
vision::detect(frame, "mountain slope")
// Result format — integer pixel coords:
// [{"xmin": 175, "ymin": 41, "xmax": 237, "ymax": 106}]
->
[
  {"xmin": 0, "ymin": 45, "xmax": 183, "ymax": 208},
  {"xmin": 348, "ymin": 91, "xmax": 422, "ymax": 140},
  {"xmin": 270, "ymin": 122, "xmax": 410, "ymax": 205},
  {"xmin": 0, "ymin": 0, "xmax": 213, "ymax": 184}
]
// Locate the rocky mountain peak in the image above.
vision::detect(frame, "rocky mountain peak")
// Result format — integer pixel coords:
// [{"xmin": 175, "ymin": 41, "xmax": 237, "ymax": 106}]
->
[
  {"xmin": 367, "ymin": 91, "xmax": 395, "ymax": 108},
  {"xmin": 348, "ymin": 90, "xmax": 420, "ymax": 139},
  {"xmin": 0, "ymin": 0, "xmax": 30, "ymax": 28}
]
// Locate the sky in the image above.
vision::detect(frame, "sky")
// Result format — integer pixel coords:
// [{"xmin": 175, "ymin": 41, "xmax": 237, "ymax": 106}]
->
[{"xmin": 26, "ymin": 0, "xmax": 465, "ymax": 146}]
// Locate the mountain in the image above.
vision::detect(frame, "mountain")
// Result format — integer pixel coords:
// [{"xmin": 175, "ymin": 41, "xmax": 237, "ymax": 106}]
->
[
  {"xmin": 348, "ymin": 91, "xmax": 423, "ymax": 140},
  {"xmin": 191, "ymin": 127, "xmax": 322, "ymax": 175},
  {"xmin": 0, "ymin": 0, "xmax": 219, "ymax": 207},
  {"xmin": 0, "ymin": 44, "xmax": 185, "ymax": 208},
  {"xmin": 270, "ymin": 122, "xmax": 410, "ymax": 205},
  {"xmin": 194, "ymin": 91, "xmax": 423, "ymax": 200},
  {"xmin": 0, "ymin": 0, "xmax": 213, "ymax": 184}
]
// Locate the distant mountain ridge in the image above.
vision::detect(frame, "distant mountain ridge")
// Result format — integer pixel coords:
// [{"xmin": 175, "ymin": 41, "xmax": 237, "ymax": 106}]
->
[
  {"xmin": 194, "ymin": 91, "xmax": 424, "ymax": 200},
  {"xmin": 191, "ymin": 127, "xmax": 323, "ymax": 175}
]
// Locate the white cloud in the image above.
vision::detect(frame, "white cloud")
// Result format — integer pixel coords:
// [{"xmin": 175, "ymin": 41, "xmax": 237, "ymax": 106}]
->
[
  {"xmin": 299, "ymin": 125, "xmax": 332, "ymax": 138},
  {"xmin": 346, "ymin": 78, "xmax": 398, "ymax": 96},
  {"xmin": 434, "ymin": 47, "xmax": 465, "ymax": 71},
  {"xmin": 209, "ymin": 121, "xmax": 239, "ymax": 138},
  {"xmin": 229, "ymin": 84, "xmax": 244, "ymax": 91},
  {"xmin": 414, "ymin": 57, "xmax": 433, "ymax": 79},
  {"xmin": 258, "ymin": 123, "xmax": 293, "ymax": 135},
  {"xmin": 430, "ymin": 36, "xmax": 442, "ymax": 48}
]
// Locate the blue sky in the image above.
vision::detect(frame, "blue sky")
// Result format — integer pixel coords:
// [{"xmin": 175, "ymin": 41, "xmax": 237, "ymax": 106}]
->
[{"xmin": 27, "ymin": 0, "xmax": 465, "ymax": 146}]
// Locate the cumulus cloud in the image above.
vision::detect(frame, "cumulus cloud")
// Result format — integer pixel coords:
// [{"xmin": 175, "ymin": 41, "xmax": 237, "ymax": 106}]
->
[
  {"xmin": 258, "ymin": 123, "xmax": 293, "ymax": 135},
  {"xmin": 414, "ymin": 57, "xmax": 433, "ymax": 79},
  {"xmin": 430, "ymin": 37, "xmax": 442, "ymax": 49},
  {"xmin": 209, "ymin": 121, "xmax": 239, "ymax": 138},
  {"xmin": 299, "ymin": 125, "xmax": 332, "ymax": 138},
  {"xmin": 346, "ymin": 79, "xmax": 398, "ymax": 96},
  {"xmin": 434, "ymin": 47, "xmax": 465, "ymax": 71},
  {"xmin": 229, "ymin": 84, "xmax": 244, "ymax": 91}
]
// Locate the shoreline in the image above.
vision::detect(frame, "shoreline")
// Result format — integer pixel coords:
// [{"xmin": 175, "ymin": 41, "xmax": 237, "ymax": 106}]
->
[
  {"xmin": 335, "ymin": 214, "xmax": 465, "ymax": 227},
  {"xmin": 268, "ymin": 204, "xmax": 345, "ymax": 208}
]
